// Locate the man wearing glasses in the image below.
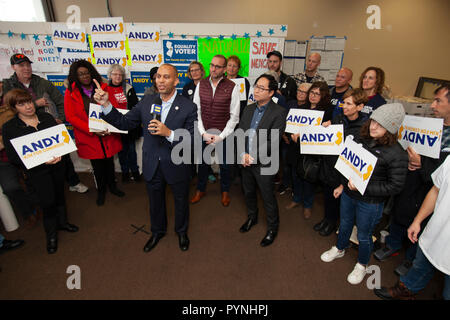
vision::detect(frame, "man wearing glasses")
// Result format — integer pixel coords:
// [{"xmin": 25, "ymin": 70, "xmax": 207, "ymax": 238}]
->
[
  {"xmin": 191, "ymin": 55, "xmax": 240, "ymax": 207},
  {"xmin": 238, "ymin": 74, "xmax": 287, "ymax": 247}
]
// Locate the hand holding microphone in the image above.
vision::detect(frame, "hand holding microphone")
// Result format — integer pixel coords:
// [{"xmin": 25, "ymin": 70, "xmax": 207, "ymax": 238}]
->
[{"xmin": 148, "ymin": 97, "xmax": 171, "ymax": 137}]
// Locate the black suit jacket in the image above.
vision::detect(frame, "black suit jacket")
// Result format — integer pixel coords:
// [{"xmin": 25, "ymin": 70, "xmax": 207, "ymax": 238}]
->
[
  {"xmin": 238, "ymin": 100, "xmax": 287, "ymax": 167},
  {"xmin": 102, "ymin": 93, "xmax": 197, "ymax": 184}
]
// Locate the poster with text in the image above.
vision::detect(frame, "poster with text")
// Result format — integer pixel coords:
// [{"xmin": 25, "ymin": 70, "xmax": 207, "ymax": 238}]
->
[
  {"xmin": 51, "ymin": 23, "xmax": 87, "ymax": 50},
  {"xmin": 285, "ymin": 109, "xmax": 325, "ymax": 134},
  {"xmin": 163, "ymin": 40, "xmax": 197, "ymax": 64},
  {"xmin": 127, "ymin": 25, "xmax": 161, "ymax": 49},
  {"xmin": 249, "ymin": 37, "xmax": 285, "ymax": 78},
  {"xmin": 29, "ymin": 37, "xmax": 61, "ymax": 72},
  {"xmin": 298, "ymin": 124, "xmax": 344, "ymax": 155},
  {"xmin": 89, "ymin": 17, "xmax": 125, "ymax": 42}
]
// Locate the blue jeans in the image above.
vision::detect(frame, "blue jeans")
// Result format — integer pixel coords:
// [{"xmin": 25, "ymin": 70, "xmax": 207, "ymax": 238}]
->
[
  {"xmin": 0, "ymin": 233, "xmax": 4, "ymax": 247},
  {"xmin": 291, "ymin": 169, "xmax": 314, "ymax": 208},
  {"xmin": 401, "ymin": 246, "xmax": 450, "ymax": 300},
  {"xmin": 337, "ymin": 191, "xmax": 384, "ymax": 265},
  {"xmin": 197, "ymin": 140, "xmax": 231, "ymax": 193},
  {"xmin": 386, "ymin": 220, "xmax": 417, "ymax": 262},
  {"xmin": 118, "ymin": 137, "xmax": 139, "ymax": 174}
]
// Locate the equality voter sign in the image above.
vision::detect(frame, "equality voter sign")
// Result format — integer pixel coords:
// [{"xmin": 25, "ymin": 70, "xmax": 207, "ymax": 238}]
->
[
  {"xmin": 51, "ymin": 23, "xmax": 87, "ymax": 50},
  {"xmin": 230, "ymin": 78, "xmax": 247, "ymax": 101},
  {"xmin": 9, "ymin": 124, "xmax": 77, "ymax": 170},
  {"xmin": 298, "ymin": 124, "xmax": 344, "ymax": 155},
  {"xmin": 397, "ymin": 115, "xmax": 443, "ymax": 159},
  {"xmin": 88, "ymin": 104, "xmax": 128, "ymax": 134},
  {"xmin": 284, "ymin": 109, "xmax": 325, "ymax": 134},
  {"xmin": 334, "ymin": 135, "xmax": 378, "ymax": 195},
  {"xmin": 163, "ymin": 40, "xmax": 197, "ymax": 64}
]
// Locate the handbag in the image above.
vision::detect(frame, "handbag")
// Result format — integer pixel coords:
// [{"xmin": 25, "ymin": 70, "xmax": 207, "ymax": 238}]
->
[{"xmin": 302, "ymin": 155, "xmax": 322, "ymax": 183}]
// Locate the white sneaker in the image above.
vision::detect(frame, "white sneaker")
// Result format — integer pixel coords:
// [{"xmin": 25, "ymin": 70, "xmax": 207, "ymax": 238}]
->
[
  {"xmin": 320, "ymin": 246, "xmax": 345, "ymax": 262},
  {"xmin": 347, "ymin": 263, "xmax": 367, "ymax": 285},
  {"xmin": 69, "ymin": 182, "xmax": 89, "ymax": 193}
]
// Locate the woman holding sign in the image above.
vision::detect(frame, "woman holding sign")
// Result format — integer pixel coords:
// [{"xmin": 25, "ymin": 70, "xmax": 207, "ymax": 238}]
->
[
  {"xmin": 321, "ymin": 103, "xmax": 408, "ymax": 285},
  {"xmin": 2, "ymin": 89, "xmax": 78, "ymax": 254},
  {"xmin": 65, "ymin": 60, "xmax": 124, "ymax": 206}
]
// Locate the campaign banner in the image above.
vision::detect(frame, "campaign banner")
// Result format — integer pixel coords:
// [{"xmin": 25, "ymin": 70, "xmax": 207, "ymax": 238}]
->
[
  {"xmin": 198, "ymin": 38, "xmax": 250, "ymax": 77},
  {"xmin": 176, "ymin": 65, "xmax": 190, "ymax": 93},
  {"xmin": 91, "ymin": 39, "xmax": 126, "ymax": 58},
  {"xmin": 51, "ymin": 23, "xmax": 87, "ymax": 50},
  {"xmin": 334, "ymin": 135, "xmax": 378, "ymax": 195},
  {"xmin": 249, "ymin": 37, "xmax": 285, "ymax": 78},
  {"xmin": 88, "ymin": 104, "xmax": 128, "ymax": 134},
  {"xmin": 94, "ymin": 56, "xmax": 128, "ymax": 74},
  {"xmin": 89, "ymin": 17, "xmax": 125, "ymax": 42},
  {"xmin": 131, "ymin": 71, "xmax": 151, "ymax": 96},
  {"xmin": 230, "ymin": 78, "xmax": 246, "ymax": 101},
  {"xmin": 285, "ymin": 109, "xmax": 325, "ymax": 134},
  {"xmin": 299, "ymin": 124, "xmax": 344, "ymax": 155},
  {"xmin": 60, "ymin": 48, "xmax": 92, "ymax": 73},
  {"xmin": 129, "ymin": 48, "xmax": 162, "ymax": 71},
  {"xmin": 397, "ymin": 115, "xmax": 443, "ymax": 159},
  {"xmin": 46, "ymin": 74, "xmax": 68, "ymax": 96},
  {"xmin": 127, "ymin": 25, "xmax": 161, "ymax": 49},
  {"xmin": 9, "ymin": 124, "xmax": 77, "ymax": 169},
  {"xmin": 163, "ymin": 40, "xmax": 197, "ymax": 64},
  {"xmin": 29, "ymin": 37, "xmax": 61, "ymax": 72}
]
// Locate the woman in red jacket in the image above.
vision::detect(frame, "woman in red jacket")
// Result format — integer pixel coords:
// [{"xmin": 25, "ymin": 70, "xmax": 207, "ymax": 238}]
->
[{"xmin": 64, "ymin": 60, "xmax": 125, "ymax": 206}]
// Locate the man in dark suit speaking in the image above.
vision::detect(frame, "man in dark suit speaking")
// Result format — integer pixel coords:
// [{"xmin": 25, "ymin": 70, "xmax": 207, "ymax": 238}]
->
[
  {"xmin": 93, "ymin": 64, "xmax": 197, "ymax": 252},
  {"xmin": 238, "ymin": 74, "xmax": 287, "ymax": 247}
]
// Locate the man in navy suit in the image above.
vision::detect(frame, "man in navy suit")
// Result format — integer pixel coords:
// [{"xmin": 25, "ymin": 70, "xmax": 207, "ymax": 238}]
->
[{"xmin": 93, "ymin": 64, "xmax": 197, "ymax": 252}]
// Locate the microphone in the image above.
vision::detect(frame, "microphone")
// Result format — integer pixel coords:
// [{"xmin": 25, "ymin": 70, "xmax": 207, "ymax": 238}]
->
[{"xmin": 150, "ymin": 97, "xmax": 162, "ymax": 133}]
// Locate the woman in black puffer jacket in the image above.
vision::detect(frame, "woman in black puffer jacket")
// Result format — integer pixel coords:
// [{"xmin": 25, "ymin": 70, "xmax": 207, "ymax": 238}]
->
[{"xmin": 320, "ymin": 103, "xmax": 408, "ymax": 286}]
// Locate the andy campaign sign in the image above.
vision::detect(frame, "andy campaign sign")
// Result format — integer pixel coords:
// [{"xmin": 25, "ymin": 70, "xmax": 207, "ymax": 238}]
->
[
  {"xmin": 398, "ymin": 115, "xmax": 443, "ymax": 159},
  {"xmin": 299, "ymin": 124, "xmax": 344, "ymax": 155},
  {"xmin": 230, "ymin": 78, "xmax": 247, "ymax": 101},
  {"xmin": 9, "ymin": 124, "xmax": 77, "ymax": 169},
  {"xmin": 285, "ymin": 109, "xmax": 325, "ymax": 134},
  {"xmin": 51, "ymin": 23, "xmax": 87, "ymax": 50},
  {"xmin": 127, "ymin": 25, "xmax": 161, "ymax": 49},
  {"xmin": 88, "ymin": 104, "xmax": 128, "ymax": 134},
  {"xmin": 334, "ymin": 135, "xmax": 378, "ymax": 195},
  {"xmin": 89, "ymin": 17, "xmax": 125, "ymax": 42}
]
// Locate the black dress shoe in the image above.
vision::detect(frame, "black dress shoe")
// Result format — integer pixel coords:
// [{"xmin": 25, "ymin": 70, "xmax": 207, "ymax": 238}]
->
[
  {"xmin": 313, "ymin": 219, "xmax": 328, "ymax": 232},
  {"xmin": 47, "ymin": 237, "xmax": 58, "ymax": 254},
  {"xmin": 97, "ymin": 192, "xmax": 106, "ymax": 206},
  {"xmin": 132, "ymin": 171, "xmax": 141, "ymax": 182},
  {"xmin": 239, "ymin": 218, "xmax": 257, "ymax": 233},
  {"xmin": 0, "ymin": 239, "xmax": 25, "ymax": 254},
  {"xmin": 319, "ymin": 222, "xmax": 336, "ymax": 237},
  {"xmin": 109, "ymin": 186, "xmax": 125, "ymax": 197},
  {"xmin": 58, "ymin": 223, "xmax": 79, "ymax": 233},
  {"xmin": 178, "ymin": 234, "xmax": 190, "ymax": 251},
  {"xmin": 260, "ymin": 230, "xmax": 277, "ymax": 247},
  {"xmin": 143, "ymin": 233, "xmax": 165, "ymax": 252}
]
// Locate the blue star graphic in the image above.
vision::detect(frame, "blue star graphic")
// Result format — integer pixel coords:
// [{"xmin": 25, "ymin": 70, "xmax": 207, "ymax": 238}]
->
[
  {"xmin": 231, "ymin": 34, "xmax": 237, "ymax": 40},
  {"xmin": 33, "ymin": 34, "xmax": 39, "ymax": 41},
  {"xmin": 268, "ymin": 29, "xmax": 274, "ymax": 35},
  {"xmin": 256, "ymin": 31, "xmax": 262, "ymax": 37},
  {"xmin": 194, "ymin": 36, "xmax": 199, "ymax": 40},
  {"xmin": 8, "ymin": 31, "xmax": 14, "ymax": 38},
  {"xmin": 181, "ymin": 34, "xmax": 187, "ymax": 39},
  {"xmin": 281, "ymin": 25, "xmax": 287, "ymax": 32},
  {"xmin": 206, "ymin": 36, "xmax": 212, "ymax": 40},
  {"xmin": 168, "ymin": 32, "xmax": 174, "ymax": 38},
  {"xmin": 218, "ymin": 35, "xmax": 224, "ymax": 40},
  {"xmin": 45, "ymin": 35, "xmax": 52, "ymax": 42},
  {"xmin": 243, "ymin": 33, "xmax": 250, "ymax": 38},
  {"xmin": 20, "ymin": 33, "xmax": 27, "ymax": 40}
]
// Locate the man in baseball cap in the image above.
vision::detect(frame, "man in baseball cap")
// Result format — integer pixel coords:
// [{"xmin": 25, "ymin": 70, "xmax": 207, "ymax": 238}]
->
[{"xmin": 10, "ymin": 53, "xmax": 33, "ymax": 65}]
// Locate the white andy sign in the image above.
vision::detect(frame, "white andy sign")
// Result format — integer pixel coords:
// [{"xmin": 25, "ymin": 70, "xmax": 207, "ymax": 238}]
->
[
  {"xmin": 88, "ymin": 104, "xmax": 129, "ymax": 134},
  {"xmin": 334, "ymin": 135, "xmax": 378, "ymax": 195},
  {"xmin": 299, "ymin": 124, "xmax": 344, "ymax": 155},
  {"xmin": 10, "ymin": 124, "xmax": 77, "ymax": 169},
  {"xmin": 285, "ymin": 109, "xmax": 324, "ymax": 134}
]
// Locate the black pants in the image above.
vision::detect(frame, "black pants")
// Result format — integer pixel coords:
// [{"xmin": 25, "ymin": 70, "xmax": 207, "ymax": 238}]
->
[
  {"xmin": 241, "ymin": 165, "xmax": 279, "ymax": 231},
  {"xmin": 90, "ymin": 157, "xmax": 116, "ymax": 193},
  {"xmin": 0, "ymin": 161, "xmax": 36, "ymax": 219},
  {"xmin": 64, "ymin": 154, "xmax": 80, "ymax": 187},
  {"xmin": 145, "ymin": 163, "xmax": 189, "ymax": 235},
  {"xmin": 27, "ymin": 163, "xmax": 67, "ymax": 239},
  {"xmin": 322, "ymin": 184, "xmax": 340, "ymax": 225}
]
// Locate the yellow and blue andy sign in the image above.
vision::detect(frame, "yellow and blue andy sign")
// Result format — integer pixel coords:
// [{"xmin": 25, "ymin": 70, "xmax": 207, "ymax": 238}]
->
[
  {"xmin": 92, "ymin": 40, "xmax": 125, "ymax": 50},
  {"xmin": 89, "ymin": 17, "xmax": 125, "ymax": 43},
  {"xmin": 397, "ymin": 115, "xmax": 443, "ymax": 159},
  {"xmin": 128, "ymin": 31, "xmax": 159, "ymax": 41},
  {"xmin": 334, "ymin": 135, "xmax": 378, "ymax": 195},
  {"xmin": 285, "ymin": 109, "xmax": 325, "ymax": 134},
  {"xmin": 10, "ymin": 124, "xmax": 77, "ymax": 170},
  {"xmin": 52, "ymin": 29, "xmax": 86, "ymax": 44},
  {"xmin": 130, "ymin": 52, "xmax": 162, "ymax": 65},
  {"xmin": 298, "ymin": 124, "xmax": 344, "ymax": 155}
]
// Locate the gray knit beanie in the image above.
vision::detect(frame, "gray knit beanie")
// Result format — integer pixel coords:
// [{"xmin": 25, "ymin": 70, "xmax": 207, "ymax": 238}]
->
[{"xmin": 370, "ymin": 103, "xmax": 405, "ymax": 134}]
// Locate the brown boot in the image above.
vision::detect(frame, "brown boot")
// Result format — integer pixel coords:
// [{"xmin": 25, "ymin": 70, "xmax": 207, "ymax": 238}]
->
[
  {"xmin": 221, "ymin": 192, "xmax": 230, "ymax": 207},
  {"xmin": 303, "ymin": 208, "xmax": 312, "ymax": 219},
  {"xmin": 374, "ymin": 281, "xmax": 416, "ymax": 300},
  {"xmin": 190, "ymin": 191, "xmax": 206, "ymax": 204},
  {"xmin": 285, "ymin": 201, "xmax": 300, "ymax": 210}
]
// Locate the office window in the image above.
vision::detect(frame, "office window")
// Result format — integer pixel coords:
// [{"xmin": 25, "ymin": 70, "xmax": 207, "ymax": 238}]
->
[{"xmin": 0, "ymin": 0, "xmax": 47, "ymax": 22}]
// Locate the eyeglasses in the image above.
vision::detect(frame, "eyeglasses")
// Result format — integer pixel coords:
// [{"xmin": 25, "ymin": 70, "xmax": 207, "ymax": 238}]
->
[
  {"xmin": 190, "ymin": 68, "xmax": 201, "ymax": 73},
  {"xmin": 253, "ymin": 85, "xmax": 270, "ymax": 92},
  {"xmin": 77, "ymin": 71, "xmax": 90, "ymax": 78},
  {"xmin": 111, "ymin": 73, "xmax": 123, "ymax": 77},
  {"xmin": 297, "ymin": 89, "xmax": 308, "ymax": 94},
  {"xmin": 309, "ymin": 91, "xmax": 321, "ymax": 97},
  {"xmin": 210, "ymin": 63, "xmax": 226, "ymax": 69}
]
